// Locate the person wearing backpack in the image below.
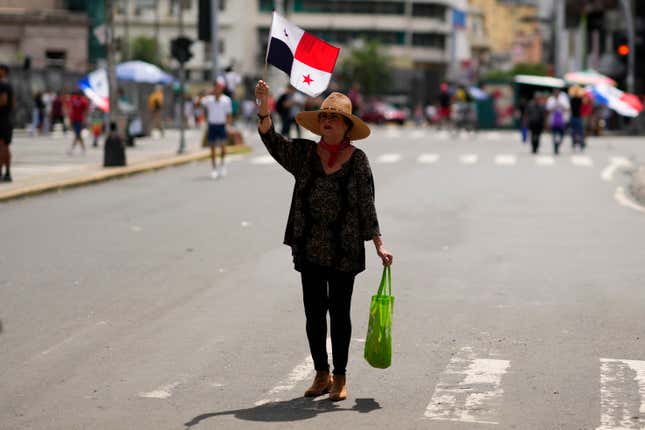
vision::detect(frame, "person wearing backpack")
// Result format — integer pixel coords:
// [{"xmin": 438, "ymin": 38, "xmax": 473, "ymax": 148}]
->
[
  {"xmin": 546, "ymin": 89, "xmax": 569, "ymax": 155},
  {"xmin": 524, "ymin": 94, "xmax": 547, "ymax": 154}
]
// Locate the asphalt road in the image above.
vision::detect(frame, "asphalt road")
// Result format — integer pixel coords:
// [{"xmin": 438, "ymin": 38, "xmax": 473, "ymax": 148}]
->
[{"xmin": 1, "ymin": 127, "xmax": 644, "ymax": 430}]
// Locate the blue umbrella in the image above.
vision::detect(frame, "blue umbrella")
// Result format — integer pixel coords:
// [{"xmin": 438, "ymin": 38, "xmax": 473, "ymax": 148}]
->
[{"xmin": 116, "ymin": 61, "xmax": 175, "ymax": 84}]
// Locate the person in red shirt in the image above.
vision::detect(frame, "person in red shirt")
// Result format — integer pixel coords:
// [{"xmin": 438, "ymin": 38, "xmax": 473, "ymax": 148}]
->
[{"xmin": 68, "ymin": 91, "xmax": 89, "ymax": 155}]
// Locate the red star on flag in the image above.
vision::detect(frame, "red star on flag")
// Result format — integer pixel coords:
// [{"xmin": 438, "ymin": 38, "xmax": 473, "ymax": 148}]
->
[{"xmin": 303, "ymin": 74, "xmax": 314, "ymax": 85}]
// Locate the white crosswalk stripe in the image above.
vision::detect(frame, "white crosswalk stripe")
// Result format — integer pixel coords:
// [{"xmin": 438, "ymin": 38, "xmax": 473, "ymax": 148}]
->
[
  {"xmin": 597, "ymin": 358, "xmax": 645, "ymax": 430},
  {"xmin": 424, "ymin": 347, "xmax": 510, "ymax": 424},
  {"xmin": 536, "ymin": 155, "xmax": 555, "ymax": 166},
  {"xmin": 376, "ymin": 153, "xmax": 402, "ymax": 164},
  {"xmin": 460, "ymin": 154, "xmax": 478, "ymax": 165},
  {"xmin": 250, "ymin": 155, "xmax": 276, "ymax": 165},
  {"xmin": 417, "ymin": 153, "xmax": 440, "ymax": 164},
  {"xmin": 494, "ymin": 154, "xmax": 517, "ymax": 165},
  {"xmin": 571, "ymin": 155, "xmax": 594, "ymax": 167},
  {"xmin": 409, "ymin": 130, "xmax": 426, "ymax": 140}
]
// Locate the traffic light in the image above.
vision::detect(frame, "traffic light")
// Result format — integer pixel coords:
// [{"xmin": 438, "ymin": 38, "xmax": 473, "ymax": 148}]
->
[
  {"xmin": 198, "ymin": 0, "xmax": 211, "ymax": 42},
  {"xmin": 171, "ymin": 36, "xmax": 193, "ymax": 64},
  {"xmin": 617, "ymin": 44, "xmax": 629, "ymax": 57}
]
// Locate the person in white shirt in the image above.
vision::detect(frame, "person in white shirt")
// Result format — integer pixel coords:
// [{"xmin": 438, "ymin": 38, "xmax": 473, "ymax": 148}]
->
[
  {"xmin": 201, "ymin": 78, "xmax": 233, "ymax": 179},
  {"xmin": 545, "ymin": 89, "xmax": 570, "ymax": 155}
]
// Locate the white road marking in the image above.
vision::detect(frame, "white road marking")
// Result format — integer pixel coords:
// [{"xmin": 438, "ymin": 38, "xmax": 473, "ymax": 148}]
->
[
  {"xmin": 139, "ymin": 381, "xmax": 182, "ymax": 399},
  {"xmin": 376, "ymin": 153, "xmax": 402, "ymax": 164},
  {"xmin": 410, "ymin": 130, "xmax": 425, "ymax": 140},
  {"xmin": 535, "ymin": 155, "xmax": 555, "ymax": 166},
  {"xmin": 385, "ymin": 128, "xmax": 402, "ymax": 139},
  {"xmin": 240, "ymin": 221, "xmax": 252, "ymax": 228},
  {"xmin": 425, "ymin": 347, "xmax": 510, "ymax": 425},
  {"xmin": 435, "ymin": 131, "xmax": 450, "ymax": 140},
  {"xmin": 597, "ymin": 358, "xmax": 645, "ymax": 430},
  {"xmin": 484, "ymin": 132, "xmax": 501, "ymax": 141},
  {"xmin": 40, "ymin": 321, "xmax": 108, "ymax": 356},
  {"xmin": 459, "ymin": 154, "xmax": 478, "ymax": 165},
  {"xmin": 417, "ymin": 154, "xmax": 440, "ymax": 164},
  {"xmin": 250, "ymin": 155, "xmax": 276, "ymax": 165},
  {"xmin": 602, "ymin": 157, "xmax": 633, "ymax": 182},
  {"xmin": 494, "ymin": 154, "xmax": 517, "ymax": 166},
  {"xmin": 255, "ymin": 339, "xmax": 332, "ymax": 406},
  {"xmin": 571, "ymin": 155, "xmax": 594, "ymax": 167},
  {"xmin": 614, "ymin": 187, "xmax": 645, "ymax": 215},
  {"xmin": 130, "ymin": 225, "xmax": 142, "ymax": 232}
]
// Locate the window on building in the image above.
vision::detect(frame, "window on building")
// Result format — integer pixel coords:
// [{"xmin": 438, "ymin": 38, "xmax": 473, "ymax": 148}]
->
[
  {"xmin": 258, "ymin": 27, "xmax": 405, "ymax": 48},
  {"xmin": 412, "ymin": 3, "xmax": 446, "ymax": 20},
  {"xmin": 45, "ymin": 50, "xmax": 66, "ymax": 69},
  {"xmin": 411, "ymin": 33, "xmax": 445, "ymax": 49},
  {"xmin": 293, "ymin": 0, "xmax": 405, "ymax": 14}
]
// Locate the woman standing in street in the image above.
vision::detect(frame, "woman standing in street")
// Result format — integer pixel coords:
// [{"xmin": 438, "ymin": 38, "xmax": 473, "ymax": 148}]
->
[{"xmin": 255, "ymin": 80, "xmax": 393, "ymax": 401}]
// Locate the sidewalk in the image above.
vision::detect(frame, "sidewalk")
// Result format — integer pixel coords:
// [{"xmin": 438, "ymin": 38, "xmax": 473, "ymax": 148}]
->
[{"xmin": 0, "ymin": 127, "xmax": 252, "ymax": 202}]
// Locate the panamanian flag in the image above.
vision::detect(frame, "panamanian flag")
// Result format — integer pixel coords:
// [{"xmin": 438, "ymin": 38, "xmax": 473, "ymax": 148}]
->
[{"xmin": 266, "ymin": 12, "xmax": 340, "ymax": 97}]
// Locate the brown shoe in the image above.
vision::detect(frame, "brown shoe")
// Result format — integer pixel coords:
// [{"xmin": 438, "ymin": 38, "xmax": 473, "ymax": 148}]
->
[
  {"xmin": 304, "ymin": 371, "xmax": 332, "ymax": 397},
  {"xmin": 329, "ymin": 375, "xmax": 347, "ymax": 401}
]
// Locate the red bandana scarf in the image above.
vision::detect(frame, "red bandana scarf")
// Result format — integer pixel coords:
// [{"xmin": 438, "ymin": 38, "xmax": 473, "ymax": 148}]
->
[{"xmin": 318, "ymin": 138, "xmax": 351, "ymax": 167}]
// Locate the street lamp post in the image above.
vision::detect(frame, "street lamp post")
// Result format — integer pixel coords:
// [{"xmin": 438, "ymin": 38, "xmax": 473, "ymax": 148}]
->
[
  {"xmin": 177, "ymin": 3, "xmax": 186, "ymax": 154},
  {"xmin": 210, "ymin": 0, "xmax": 219, "ymax": 80}
]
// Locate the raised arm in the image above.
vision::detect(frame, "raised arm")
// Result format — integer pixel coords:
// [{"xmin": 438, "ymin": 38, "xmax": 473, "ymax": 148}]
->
[{"xmin": 255, "ymin": 80, "xmax": 272, "ymax": 133}]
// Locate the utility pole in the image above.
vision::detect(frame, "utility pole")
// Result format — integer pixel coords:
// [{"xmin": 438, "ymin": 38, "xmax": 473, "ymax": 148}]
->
[
  {"xmin": 210, "ymin": 0, "xmax": 219, "ymax": 81},
  {"xmin": 619, "ymin": 0, "xmax": 635, "ymax": 93},
  {"xmin": 106, "ymin": 0, "xmax": 118, "ymax": 130},
  {"xmin": 554, "ymin": 0, "xmax": 565, "ymax": 77},
  {"xmin": 123, "ymin": 0, "xmax": 130, "ymax": 60},
  {"xmin": 177, "ymin": 2, "xmax": 186, "ymax": 154}
]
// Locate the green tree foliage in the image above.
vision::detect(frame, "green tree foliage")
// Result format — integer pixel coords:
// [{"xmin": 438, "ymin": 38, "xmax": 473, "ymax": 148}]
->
[
  {"xmin": 129, "ymin": 36, "xmax": 163, "ymax": 67},
  {"xmin": 484, "ymin": 63, "xmax": 550, "ymax": 81},
  {"xmin": 338, "ymin": 39, "xmax": 392, "ymax": 96}
]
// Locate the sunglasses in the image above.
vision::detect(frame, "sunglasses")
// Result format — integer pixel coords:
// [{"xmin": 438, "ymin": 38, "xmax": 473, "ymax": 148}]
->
[{"xmin": 318, "ymin": 112, "xmax": 342, "ymax": 121}]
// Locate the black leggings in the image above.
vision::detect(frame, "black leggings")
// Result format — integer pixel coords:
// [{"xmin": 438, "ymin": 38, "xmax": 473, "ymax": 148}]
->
[{"xmin": 300, "ymin": 264, "xmax": 355, "ymax": 375}]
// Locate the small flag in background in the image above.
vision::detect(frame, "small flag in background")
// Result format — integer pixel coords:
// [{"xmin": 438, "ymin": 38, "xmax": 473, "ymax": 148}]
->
[{"xmin": 266, "ymin": 12, "xmax": 340, "ymax": 97}]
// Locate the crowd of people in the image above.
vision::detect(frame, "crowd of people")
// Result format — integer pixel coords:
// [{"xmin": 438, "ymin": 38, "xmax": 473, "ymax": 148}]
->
[{"xmin": 518, "ymin": 86, "xmax": 594, "ymax": 155}]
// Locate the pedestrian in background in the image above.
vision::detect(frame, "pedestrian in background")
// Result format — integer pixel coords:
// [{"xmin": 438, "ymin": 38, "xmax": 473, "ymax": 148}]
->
[
  {"xmin": 525, "ymin": 93, "xmax": 546, "ymax": 154},
  {"xmin": 276, "ymin": 85, "xmax": 297, "ymax": 138},
  {"xmin": 568, "ymin": 86, "xmax": 585, "ymax": 152},
  {"xmin": 516, "ymin": 96, "xmax": 528, "ymax": 144},
  {"xmin": 0, "ymin": 64, "xmax": 15, "ymax": 182},
  {"xmin": 546, "ymin": 88, "xmax": 569, "ymax": 155},
  {"xmin": 67, "ymin": 91, "xmax": 89, "ymax": 155},
  {"xmin": 255, "ymin": 79, "xmax": 393, "ymax": 402},
  {"xmin": 49, "ymin": 91, "xmax": 67, "ymax": 134},
  {"xmin": 201, "ymin": 78, "xmax": 232, "ymax": 179},
  {"xmin": 32, "ymin": 91, "xmax": 45, "ymax": 135},
  {"xmin": 148, "ymin": 85, "xmax": 165, "ymax": 137},
  {"xmin": 437, "ymin": 82, "xmax": 452, "ymax": 130}
]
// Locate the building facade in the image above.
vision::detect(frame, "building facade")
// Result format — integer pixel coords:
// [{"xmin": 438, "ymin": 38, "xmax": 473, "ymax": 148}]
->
[
  {"xmin": 0, "ymin": 1, "xmax": 88, "ymax": 73},
  {"xmin": 467, "ymin": 0, "xmax": 541, "ymax": 68},
  {"xmin": 113, "ymin": 0, "xmax": 471, "ymax": 102}
]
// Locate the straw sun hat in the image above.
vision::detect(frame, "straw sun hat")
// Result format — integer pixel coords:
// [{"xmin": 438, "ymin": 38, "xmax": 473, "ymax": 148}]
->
[{"xmin": 295, "ymin": 92, "xmax": 371, "ymax": 140}]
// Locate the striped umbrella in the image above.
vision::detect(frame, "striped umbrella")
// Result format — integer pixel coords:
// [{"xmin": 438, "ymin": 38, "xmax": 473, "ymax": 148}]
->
[
  {"xmin": 565, "ymin": 69, "xmax": 616, "ymax": 87},
  {"xmin": 588, "ymin": 84, "xmax": 643, "ymax": 118}
]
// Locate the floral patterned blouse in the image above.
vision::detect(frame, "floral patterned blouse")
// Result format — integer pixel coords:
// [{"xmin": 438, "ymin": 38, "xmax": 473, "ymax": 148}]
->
[{"xmin": 260, "ymin": 125, "xmax": 381, "ymax": 274}]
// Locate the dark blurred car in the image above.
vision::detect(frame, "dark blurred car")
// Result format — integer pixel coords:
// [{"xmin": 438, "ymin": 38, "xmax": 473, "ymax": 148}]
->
[{"xmin": 361, "ymin": 102, "xmax": 409, "ymax": 125}]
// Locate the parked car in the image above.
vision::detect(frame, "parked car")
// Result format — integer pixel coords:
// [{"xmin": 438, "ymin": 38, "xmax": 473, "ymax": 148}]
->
[{"xmin": 361, "ymin": 102, "xmax": 409, "ymax": 125}]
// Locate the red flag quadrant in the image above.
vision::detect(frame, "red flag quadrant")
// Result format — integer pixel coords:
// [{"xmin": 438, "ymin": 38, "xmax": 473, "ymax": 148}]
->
[{"xmin": 266, "ymin": 12, "xmax": 340, "ymax": 97}]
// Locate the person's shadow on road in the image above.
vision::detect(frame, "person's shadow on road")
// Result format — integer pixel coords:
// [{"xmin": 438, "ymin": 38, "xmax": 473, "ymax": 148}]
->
[{"xmin": 184, "ymin": 397, "xmax": 381, "ymax": 428}]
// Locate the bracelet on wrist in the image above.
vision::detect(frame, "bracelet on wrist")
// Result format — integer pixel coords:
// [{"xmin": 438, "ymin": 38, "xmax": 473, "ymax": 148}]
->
[{"xmin": 257, "ymin": 113, "xmax": 270, "ymax": 120}]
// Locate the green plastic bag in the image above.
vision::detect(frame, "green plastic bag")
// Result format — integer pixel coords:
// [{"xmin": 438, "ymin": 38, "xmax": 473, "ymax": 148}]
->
[{"xmin": 364, "ymin": 266, "xmax": 394, "ymax": 369}]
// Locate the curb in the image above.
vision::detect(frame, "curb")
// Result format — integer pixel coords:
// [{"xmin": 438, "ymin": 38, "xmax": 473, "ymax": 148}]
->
[
  {"xmin": 0, "ymin": 144, "xmax": 252, "ymax": 202},
  {"xmin": 630, "ymin": 164, "xmax": 645, "ymax": 206}
]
